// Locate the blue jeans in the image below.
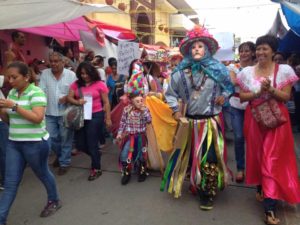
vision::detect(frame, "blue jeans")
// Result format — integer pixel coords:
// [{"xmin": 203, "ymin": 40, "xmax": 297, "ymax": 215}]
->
[
  {"xmin": 120, "ymin": 136, "xmax": 146, "ymax": 163},
  {"xmin": 75, "ymin": 112, "xmax": 104, "ymax": 170},
  {"xmin": 46, "ymin": 116, "xmax": 73, "ymax": 167},
  {"xmin": 230, "ymin": 107, "xmax": 245, "ymax": 171},
  {"xmin": 0, "ymin": 140, "xmax": 59, "ymax": 224},
  {"xmin": 0, "ymin": 122, "xmax": 8, "ymax": 185}
]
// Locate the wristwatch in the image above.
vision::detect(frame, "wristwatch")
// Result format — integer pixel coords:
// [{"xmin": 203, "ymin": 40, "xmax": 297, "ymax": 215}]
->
[{"xmin": 12, "ymin": 103, "xmax": 18, "ymax": 112}]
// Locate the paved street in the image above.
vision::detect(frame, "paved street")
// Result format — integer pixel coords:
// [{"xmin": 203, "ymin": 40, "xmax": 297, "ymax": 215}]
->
[{"xmin": 3, "ymin": 133, "xmax": 300, "ymax": 225}]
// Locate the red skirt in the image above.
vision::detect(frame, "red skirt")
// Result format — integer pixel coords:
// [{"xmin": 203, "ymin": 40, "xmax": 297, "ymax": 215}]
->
[{"xmin": 244, "ymin": 102, "xmax": 300, "ymax": 203}]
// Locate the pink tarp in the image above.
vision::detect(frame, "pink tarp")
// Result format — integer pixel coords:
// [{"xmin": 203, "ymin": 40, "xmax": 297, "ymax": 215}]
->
[
  {"xmin": 19, "ymin": 16, "xmax": 136, "ymax": 42},
  {"xmin": 20, "ymin": 17, "xmax": 90, "ymax": 41}
]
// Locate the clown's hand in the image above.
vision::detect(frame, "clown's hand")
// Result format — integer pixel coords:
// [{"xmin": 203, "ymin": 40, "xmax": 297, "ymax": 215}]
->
[
  {"xmin": 215, "ymin": 96, "xmax": 225, "ymax": 106},
  {"xmin": 173, "ymin": 111, "xmax": 183, "ymax": 121}
]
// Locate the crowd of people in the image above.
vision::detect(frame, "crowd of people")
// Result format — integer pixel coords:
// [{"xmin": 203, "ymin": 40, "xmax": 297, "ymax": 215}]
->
[{"xmin": 0, "ymin": 27, "xmax": 300, "ymax": 225}]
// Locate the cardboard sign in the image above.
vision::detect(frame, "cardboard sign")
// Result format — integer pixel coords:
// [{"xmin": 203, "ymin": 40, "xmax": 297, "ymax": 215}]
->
[{"xmin": 117, "ymin": 41, "xmax": 139, "ymax": 76}]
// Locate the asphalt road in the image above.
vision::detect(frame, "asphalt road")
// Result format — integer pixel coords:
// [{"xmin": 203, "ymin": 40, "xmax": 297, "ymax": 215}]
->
[{"xmin": 2, "ymin": 132, "xmax": 300, "ymax": 225}]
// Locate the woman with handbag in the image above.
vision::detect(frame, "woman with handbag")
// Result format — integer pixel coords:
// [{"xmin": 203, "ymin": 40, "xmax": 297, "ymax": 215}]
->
[
  {"xmin": 67, "ymin": 62, "xmax": 111, "ymax": 181},
  {"xmin": 237, "ymin": 35, "xmax": 300, "ymax": 225}
]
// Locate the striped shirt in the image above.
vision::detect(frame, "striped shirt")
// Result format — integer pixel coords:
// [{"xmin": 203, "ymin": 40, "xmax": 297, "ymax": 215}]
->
[
  {"xmin": 7, "ymin": 83, "xmax": 49, "ymax": 141},
  {"xmin": 39, "ymin": 68, "xmax": 76, "ymax": 116}
]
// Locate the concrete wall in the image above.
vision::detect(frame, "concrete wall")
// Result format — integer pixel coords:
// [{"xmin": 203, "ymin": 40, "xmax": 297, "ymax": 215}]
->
[{"xmin": 154, "ymin": 8, "xmax": 170, "ymax": 46}]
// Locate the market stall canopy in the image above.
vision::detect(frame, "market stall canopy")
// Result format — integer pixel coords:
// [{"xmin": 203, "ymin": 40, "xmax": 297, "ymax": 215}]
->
[
  {"xmin": 18, "ymin": 16, "xmax": 136, "ymax": 42},
  {"xmin": 272, "ymin": 0, "xmax": 300, "ymax": 35},
  {"xmin": 19, "ymin": 17, "xmax": 90, "ymax": 41},
  {"xmin": 0, "ymin": 0, "xmax": 120, "ymax": 29}
]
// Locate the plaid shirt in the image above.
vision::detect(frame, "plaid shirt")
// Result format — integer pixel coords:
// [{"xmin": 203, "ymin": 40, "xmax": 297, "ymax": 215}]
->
[{"xmin": 118, "ymin": 105, "xmax": 151, "ymax": 136}]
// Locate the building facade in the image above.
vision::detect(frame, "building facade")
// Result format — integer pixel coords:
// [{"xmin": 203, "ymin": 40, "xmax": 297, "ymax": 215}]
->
[{"xmin": 86, "ymin": 0, "xmax": 197, "ymax": 46}]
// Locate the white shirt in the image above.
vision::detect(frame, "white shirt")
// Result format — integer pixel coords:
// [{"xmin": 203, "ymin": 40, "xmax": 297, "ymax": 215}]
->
[
  {"xmin": 39, "ymin": 68, "xmax": 76, "ymax": 116},
  {"xmin": 96, "ymin": 67, "xmax": 106, "ymax": 82}
]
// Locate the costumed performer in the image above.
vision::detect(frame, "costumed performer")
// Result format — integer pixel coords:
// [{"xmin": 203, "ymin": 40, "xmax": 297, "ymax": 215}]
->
[
  {"xmin": 116, "ymin": 61, "xmax": 152, "ymax": 185},
  {"xmin": 160, "ymin": 25, "xmax": 234, "ymax": 210}
]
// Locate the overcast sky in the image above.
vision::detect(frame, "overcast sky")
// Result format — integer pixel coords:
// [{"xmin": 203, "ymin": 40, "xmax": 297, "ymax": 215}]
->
[{"xmin": 185, "ymin": 0, "xmax": 284, "ymax": 42}]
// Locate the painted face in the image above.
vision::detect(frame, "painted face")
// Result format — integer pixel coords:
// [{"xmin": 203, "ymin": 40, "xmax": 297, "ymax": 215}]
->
[
  {"xmin": 256, "ymin": 44, "xmax": 274, "ymax": 64},
  {"xmin": 131, "ymin": 95, "xmax": 144, "ymax": 109},
  {"xmin": 191, "ymin": 41, "xmax": 206, "ymax": 61},
  {"xmin": 239, "ymin": 45, "xmax": 254, "ymax": 62},
  {"xmin": 80, "ymin": 68, "xmax": 91, "ymax": 83},
  {"xmin": 7, "ymin": 67, "xmax": 29, "ymax": 91},
  {"xmin": 49, "ymin": 54, "xmax": 64, "ymax": 74}
]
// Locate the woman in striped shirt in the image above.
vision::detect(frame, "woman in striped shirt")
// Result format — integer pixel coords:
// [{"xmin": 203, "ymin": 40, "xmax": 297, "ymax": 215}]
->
[{"xmin": 0, "ymin": 62, "xmax": 60, "ymax": 225}]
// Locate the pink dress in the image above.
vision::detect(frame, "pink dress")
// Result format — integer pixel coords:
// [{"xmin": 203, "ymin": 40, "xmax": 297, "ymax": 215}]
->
[{"xmin": 237, "ymin": 64, "xmax": 300, "ymax": 203}]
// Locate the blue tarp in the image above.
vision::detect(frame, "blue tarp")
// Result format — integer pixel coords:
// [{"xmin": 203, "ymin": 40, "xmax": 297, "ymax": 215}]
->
[
  {"xmin": 281, "ymin": 3, "xmax": 300, "ymax": 36},
  {"xmin": 271, "ymin": 1, "xmax": 300, "ymax": 53},
  {"xmin": 278, "ymin": 29, "xmax": 300, "ymax": 53}
]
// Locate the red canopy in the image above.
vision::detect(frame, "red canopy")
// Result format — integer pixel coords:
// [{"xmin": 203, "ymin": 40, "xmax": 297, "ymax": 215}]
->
[{"xmin": 85, "ymin": 17, "xmax": 136, "ymax": 41}]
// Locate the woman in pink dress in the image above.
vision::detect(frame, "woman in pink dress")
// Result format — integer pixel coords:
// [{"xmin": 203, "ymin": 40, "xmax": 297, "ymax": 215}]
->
[{"xmin": 237, "ymin": 35, "xmax": 300, "ymax": 225}]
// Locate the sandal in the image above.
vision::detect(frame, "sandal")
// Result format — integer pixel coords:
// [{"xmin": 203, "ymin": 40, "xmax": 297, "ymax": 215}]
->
[
  {"xmin": 264, "ymin": 211, "xmax": 280, "ymax": 225},
  {"xmin": 235, "ymin": 171, "xmax": 244, "ymax": 183}
]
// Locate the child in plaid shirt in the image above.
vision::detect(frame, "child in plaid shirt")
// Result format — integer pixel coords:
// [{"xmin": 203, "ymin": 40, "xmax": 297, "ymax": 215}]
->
[{"xmin": 116, "ymin": 60, "xmax": 152, "ymax": 185}]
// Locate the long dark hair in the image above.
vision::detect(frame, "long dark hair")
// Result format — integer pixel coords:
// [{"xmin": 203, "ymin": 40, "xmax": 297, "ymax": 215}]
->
[
  {"xmin": 128, "ymin": 59, "xmax": 140, "ymax": 81},
  {"xmin": 75, "ymin": 62, "xmax": 100, "ymax": 87}
]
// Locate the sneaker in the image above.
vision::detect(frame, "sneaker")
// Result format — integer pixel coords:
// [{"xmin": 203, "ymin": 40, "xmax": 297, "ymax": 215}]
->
[
  {"xmin": 88, "ymin": 169, "xmax": 102, "ymax": 181},
  {"xmin": 138, "ymin": 165, "xmax": 147, "ymax": 182},
  {"xmin": 40, "ymin": 200, "xmax": 62, "ymax": 217},
  {"xmin": 121, "ymin": 170, "xmax": 131, "ymax": 185},
  {"xmin": 200, "ymin": 197, "xmax": 214, "ymax": 211},
  {"xmin": 57, "ymin": 166, "xmax": 69, "ymax": 176}
]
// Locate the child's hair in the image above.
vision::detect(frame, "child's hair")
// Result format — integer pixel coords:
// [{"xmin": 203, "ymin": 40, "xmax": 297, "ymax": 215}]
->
[{"xmin": 128, "ymin": 92, "xmax": 143, "ymax": 99}]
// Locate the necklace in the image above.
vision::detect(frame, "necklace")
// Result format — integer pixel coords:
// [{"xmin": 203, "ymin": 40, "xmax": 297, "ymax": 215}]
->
[
  {"xmin": 189, "ymin": 70, "xmax": 207, "ymax": 91},
  {"xmin": 189, "ymin": 70, "xmax": 208, "ymax": 100}
]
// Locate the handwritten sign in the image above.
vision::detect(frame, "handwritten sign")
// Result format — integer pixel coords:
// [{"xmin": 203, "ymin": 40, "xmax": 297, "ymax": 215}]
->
[
  {"xmin": 117, "ymin": 41, "xmax": 139, "ymax": 76},
  {"xmin": 213, "ymin": 32, "xmax": 235, "ymax": 62}
]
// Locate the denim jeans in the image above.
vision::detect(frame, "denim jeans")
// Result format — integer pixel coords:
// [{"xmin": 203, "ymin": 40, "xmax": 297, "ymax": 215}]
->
[
  {"xmin": 75, "ymin": 112, "xmax": 104, "ymax": 170},
  {"xmin": 230, "ymin": 107, "xmax": 245, "ymax": 171},
  {"xmin": 120, "ymin": 135, "xmax": 146, "ymax": 163},
  {"xmin": 0, "ymin": 140, "xmax": 59, "ymax": 224},
  {"xmin": 46, "ymin": 115, "xmax": 73, "ymax": 167},
  {"xmin": 0, "ymin": 122, "xmax": 8, "ymax": 185}
]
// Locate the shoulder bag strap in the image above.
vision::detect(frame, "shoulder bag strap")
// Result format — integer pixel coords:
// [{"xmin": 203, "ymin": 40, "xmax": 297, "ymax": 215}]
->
[
  {"xmin": 78, "ymin": 86, "xmax": 83, "ymax": 99},
  {"xmin": 273, "ymin": 64, "xmax": 279, "ymax": 88}
]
